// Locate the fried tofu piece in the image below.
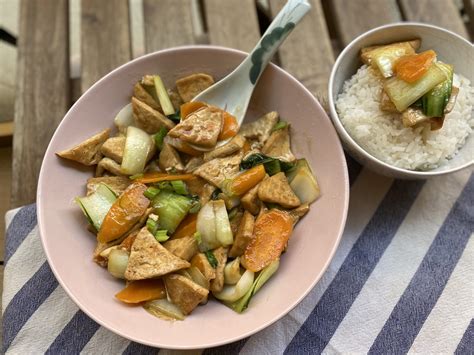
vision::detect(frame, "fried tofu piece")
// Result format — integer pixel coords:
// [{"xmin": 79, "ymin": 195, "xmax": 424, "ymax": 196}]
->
[
  {"xmin": 168, "ymin": 89, "xmax": 183, "ymax": 111},
  {"xmin": 239, "ymin": 111, "xmax": 279, "ymax": 145},
  {"xmin": 402, "ymin": 108, "xmax": 430, "ymax": 127},
  {"xmin": 229, "ymin": 209, "xmax": 244, "ymax": 236},
  {"xmin": 159, "ymin": 142, "xmax": 184, "ymax": 173},
  {"xmin": 360, "ymin": 39, "xmax": 421, "ymax": 65},
  {"xmin": 262, "ymin": 126, "xmax": 296, "ymax": 162},
  {"xmin": 229, "ymin": 211, "xmax": 255, "ymax": 258},
  {"xmin": 133, "ymin": 82, "xmax": 161, "ymax": 111},
  {"xmin": 132, "ymin": 97, "xmax": 175, "ymax": 134},
  {"xmin": 210, "ymin": 247, "xmax": 228, "ymax": 293},
  {"xmin": 380, "ymin": 90, "xmax": 399, "ymax": 113},
  {"xmin": 176, "ymin": 73, "xmax": 215, "ymax": 102},
  {"xmin": 194, "ymin": 151, "xmax": 243, "ymax": 188},
  {"xmin": 168, "ymin": 106, "xmax": 223, "ymax": 149},
  {"xmin": 444, "ymin": 86, "xmax": 459, "ymax": 114},
  {"xmin": 164, "ymin": 274, "xmax": 209, "ymax": 315},
  {"xmin": 258, "ymin": 172, "xmax": 301, "ymax": 208},
  {"xmin": 289, "ymin": 203, "xmax": 310, "ymax": 224},
  {"xmin": 124, "ymin": 227, "xmax": 190, "ymax": 280},
  {"xmin": 241, "ymin": 182, "xmax": 262, "ymax": 215},
  {"xmin": 163, "ymin": 236, "xmax": 198, "ymax": 261},
  {"xmin": 200, "ymin": 184, "xmax": 216, "ymax": 206},
  {"xmin": 96, "ymin": 157, "xmax": 124, "ymax": 176},
  {"xmin": 56, "ymin": 129, "xmax": 109, "ymax": 166},
  {"xmin": 191, "ymin": 253, "xmax": 216, "ymax": 281},
  {"xmin": 86, "ymin": 176, "xmax": 131, "ymax": 196},
  {"xmin": 184, "ymin": 157, "xmax": 204, "ymax": 173},
  {"xmin": 100, "ymin": 136, "xmax": 126, "ymax": 163},
  {"xmin": 203, "ymin": 135, "xmax": 246, "ymax": 162}
]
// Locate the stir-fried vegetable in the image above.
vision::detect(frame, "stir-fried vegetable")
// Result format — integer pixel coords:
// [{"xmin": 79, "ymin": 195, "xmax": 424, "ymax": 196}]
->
[
  {"xmin": 170, "ymin": 180, "xmax": 188, "ymax": 195},
  {"xmin": 218, "ymin": 112, "xmax": 239, "ymax": 140},
  {"xmin": 213, "ymin": 270, "xmax": 255, "ymax": 302},
  {"xmin": 114, "ymin": 103, "xmax": 134, "ymax": 131},
  {"xmin": 144, "ymin": 186, "xmax": 160, "ymax": 200},
  {"xmin": 223, "ymin": 165, "xmax": 265, "ymax": 197},
  {"xmin": 224, "ymin": 257, "xmax": 242, "ymax": 284},
  {"xmin": 153, "ymin": 127, "xmax": 168, "ymax": 150},
  {"xmin": 272, "ymin": 120, "xmax": 288, "ymax": 132},
  {"xmin": 153, "ymin": 75, "xmax": 175, "ymax": 115},
  {"xmin": 204, "ymin": 250, "xmax": 218, "ymax": 268},
  {"xmin": 172, "ymin": 213, "xmax": 197, "ymax": 239},
  {"xmin": 240, "ymin": 153, "xmax": 295, "ymax": 176},
  {"xmin": 393, "ymin": 50, "xmax": 436, "ymax": 83},
  {"xmin": 143, "ymin": 298, "xmax": 185, "ymax": 321},
  {"xmin": 196, "ymin": 200, "xmax": 233, "ymax": 251},
  {"xmin": 180, "ymin": 101, "xmax": 207, "ymax": 119},
  {"xmin": 134, "ymin": 172, "xmax": 194, "ymax": 184},
  {"xmin": 421, "ymin": 63, "xmax": 453, "ymax": 117},
  {"xmin": 121, "ymin": 126, "xmax": 154, "ymax": 175},
  {"xmin": 155, "ymin": 230, "xmax": 169, "ymax": 242},
  {"xmin": 107, "ymin": 249, "xmax": 130, "ymax": 279},
  {"xmin": 287, "ymin": 159, "xmax": 321, "ymax": 204},
  {"xmin": 152, "ymin": 190, "xmax": 194, "ymax": 234},
  {"xmin": 116, "ymin": 279, "xmax": 166, "ymax": 304},
  {"xmin": 76, "ymin": 183, "xmax": 117, "ymax": 230}
]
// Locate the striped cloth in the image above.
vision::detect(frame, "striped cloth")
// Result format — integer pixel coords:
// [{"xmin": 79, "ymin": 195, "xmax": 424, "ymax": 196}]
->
[{"xmin": 2, "ymin": 158, "xmax": 473, "ymax": 354}]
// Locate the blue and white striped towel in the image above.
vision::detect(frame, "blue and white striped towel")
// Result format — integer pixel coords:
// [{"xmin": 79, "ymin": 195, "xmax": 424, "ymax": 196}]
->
[{"xmin": 3, "ymin": 158, "xmax": 473, "ymax": 354}]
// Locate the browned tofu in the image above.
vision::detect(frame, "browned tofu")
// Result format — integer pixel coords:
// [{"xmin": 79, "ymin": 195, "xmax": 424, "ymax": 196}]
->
[
  {"xmin": 360, "ymin": 39, "xmax": 421, "ymax": 65},
  {"xmin": 288, "ymin": 203, "xmax": 310, "ymax": 224},
  {"xmin": 239, "ymin": 111, "xmax": 279, "ymax": 145},
  {"xmin": 168, "ymin": 106, "xmax": 223, "ymax": 149},
  {"xmin": 159, "ymin": 142, "xmax": 184, "ymax": 173},
  {"xmin": 444, "ymin": 86, "xmax": 459, "ymax": 114},
  {"xmin": 124, "ymin": 227, "xmax": 190, "ymax": 280},
  {"xmin": 176, "ymin": 73, "xmax": 215, "ymax": 102},
  {"xmin": 209, "ymin": 247, "xmax": 228, "ymax": 293},
  {"xmin": 168, "ymin": 89, "xmax": 183, "ymax": 111},
  {"xmin": 164, "ymin": 274, "xmax": 209, "ymax": 315},
  {"xmin": 100, "ymin": 136, "xmax": 126, "ymax": 163},
  {"xmin": 190, "ymin": 253, "xmax": 216, "ymax": 281},
  {"xmin": 229, "ymin": 211, "xmax": 255, "ymax": 258},
  {"xmin": 56, "ymin": 129, "xmax": 109, "ymax": 166},
  {"xmin": 402, "ymin": 108, "xmax": 430, "ymax": 127},
  {"xmin": 203, "ymin": 135, "xmax": 246, "ymax": 162},
  {"xmin": 95, "ymin": 157, "xmax": 124, "ymax": 176},
  {"xmin": 262, "ymin": 126, "xmax": 296, "ymax": 162},
  {"xmin": 184, "ymin": 157, "xmax": 204, "ymax": 173},
  {"xmin": 241, "ymin": 182, "xmax": 262, "ymax": 215},
  {"xmin": 163, "ymin": 236, "xmax": 198, "ymax": 261},
  {"xmin": 229, "ymin": 209, "xmax": 244, "ymax": 236},
  {"xmin": 380, "ymin": 90, "xmax": 400, "ymax": 113},
  {"xmin": 132, "ymin": 97, "xmax": 175, "ymax": 134},
  {"xmin": 193, "ymin": 151, "xmax": 243, "ymax": 188},
  {"xmin": 86, "ymin": 176, "xmax": 131, "ymax": 196},
  {"xmin": 133, "ymin": 82, "xmax": 161, "ymax": 111},
  {"xmin": 258, "ymin": 172, "xmax": 301, "ymax": 208}
]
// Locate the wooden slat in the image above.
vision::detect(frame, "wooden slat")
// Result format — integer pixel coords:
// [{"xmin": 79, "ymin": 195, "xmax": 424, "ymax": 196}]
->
[
  {"xmin": 143, "ymin": 0, "xmax": 196, "ymax": 52},
  {"xmin": 269, "ymin": 0, "xmax": 334, "ymax": 108},
  {"xmin": 330, "ymin": 0, "xmax": 402, "ymax": 46},
  {"xmin": 11, "ymin": 0, "xmax": 70, "ymax": 207},
  {"xmin": 81, "ymin": 0, "xmax": 132, "ymax": 92},
  {"xmin": 400, "ymin": 0, "xmax": 470, "ymax": 39},
  {"xmin": 464, "ymin": 0, "xmax": 474, "ymax": 38},
  {"xmin": 0, "ymin": 147, "xmax": 11, "ymax": 260},
  {"xmin": 204, "ymin": 0, "xmax": 261, "ymax": 52}
]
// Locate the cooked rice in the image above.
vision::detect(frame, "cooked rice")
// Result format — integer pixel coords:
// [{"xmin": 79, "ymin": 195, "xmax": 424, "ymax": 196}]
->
[{"xmin": 336, "ymin": 65, "xmax": 474, "ymax": 170}]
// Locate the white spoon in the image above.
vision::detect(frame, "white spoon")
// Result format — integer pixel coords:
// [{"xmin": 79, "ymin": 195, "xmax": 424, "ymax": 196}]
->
[{"xmin": 190, "ymin": 0, "xmax": 311, "ymax": 151}]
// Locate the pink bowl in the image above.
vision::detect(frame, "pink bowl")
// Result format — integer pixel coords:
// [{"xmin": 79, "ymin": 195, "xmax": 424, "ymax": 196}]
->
[{"xmin": 37, "ymin": 46, "xmax": 349, "ymax": 349}]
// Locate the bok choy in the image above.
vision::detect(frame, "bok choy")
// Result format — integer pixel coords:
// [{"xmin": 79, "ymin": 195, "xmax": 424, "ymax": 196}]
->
[
  {"xmin": 196, "ymin": 200, "xmax": 234, "ymax": 252},
  {"xmin": 121, "ymin": 126, "xmax": 154, "ymax": 175},
  {"xmin": 75, "ymin": 183, "xmax": 116, "ymax": 230},
  {"xmin": 152, "ymin": 190, "xmax": 193, "ymax": 234}
]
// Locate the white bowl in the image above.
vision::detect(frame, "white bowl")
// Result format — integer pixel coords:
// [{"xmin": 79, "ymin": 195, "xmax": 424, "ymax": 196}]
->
[{"xmin": 328, "ymin": 22, "xmax": 474, "ymax": 179}]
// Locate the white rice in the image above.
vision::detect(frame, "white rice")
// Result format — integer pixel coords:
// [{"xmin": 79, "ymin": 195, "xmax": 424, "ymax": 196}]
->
[{"xmin": 336, "ymin": 65, "xmax": 474, "ymax": 170}]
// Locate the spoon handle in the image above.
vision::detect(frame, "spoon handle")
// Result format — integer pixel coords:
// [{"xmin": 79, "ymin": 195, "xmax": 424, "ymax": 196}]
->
[{"xmin": 246, "ymin": 0, "xmax": 311, "ymax": 85}]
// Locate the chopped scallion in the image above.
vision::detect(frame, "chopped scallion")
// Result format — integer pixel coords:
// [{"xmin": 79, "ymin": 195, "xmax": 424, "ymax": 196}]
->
[
  {"xmin": 144, "ymin": 186, "xmax": 160, "ymax": 200},
  {"xmin": 146, "ymin": 217, "xmax": 158, "ymax": 235},
  {"xmin": 205, "ymin": 250, "xmax": 218, "ymax": 268},
  {"xmin": 171, "ymin": 180, "xmax": 188, "ymax": 195},
  {"xmin": 155, "ymin": 230, "xmax": 169, "ymax": 242},
  {"xmin": 153, "ymin": 75, "xmax": 175, "ymax": 115},
  {"xmin": 194, "ymin": 231, "xmax": 202, "ymax": 244},
  {"xmin": 153, "ymin": 126, "xmax": 168, "ymax": 150},
  {"xmin": 189, "ymin": 196, "xmax": 201, "ymax": 214},
  {"xmin": 272, "ymin": 120, "xmax": 288, "ymax": 132}
]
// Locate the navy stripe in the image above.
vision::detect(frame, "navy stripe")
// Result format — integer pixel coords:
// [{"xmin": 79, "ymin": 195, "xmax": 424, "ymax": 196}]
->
[
  {"xmin": 203, "ymin": 337, "xmax": 248, "ymax": 355},
  {"xmin": 345, "ymin": 153, "xmax": 363, "ymax": 186},
  {"xmin": 5, "ymin": 204, "xmax": 37, "ymax": 263},
  {"xmin": 45, "ymin": 310, "xmax": 100, "ymax": 354},
  {"xmin": 122, "ymin": 341, "xmax": 159, "ymax": 354},
  {"xmin": 455, "ymin": 319, "xmax": 474, "ymax": 355},
  {"xmin": 284, "ymin": 179, "xmax": 425, "ymax": 354},
  {"xmin": 369, "ymin": 174, "xmax": 474, "ymax": 354},
  {"xmin": 3, "ymin": 261, "xmax": 58, "ymax": 351}
]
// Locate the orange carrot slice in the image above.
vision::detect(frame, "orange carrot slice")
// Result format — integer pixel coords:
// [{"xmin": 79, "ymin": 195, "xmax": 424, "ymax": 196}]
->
[
  {"xmin": 394, "ymin": 50, "xmax": 436, "ymax": 83},
  {"xmin": 97, "ymin": 183, "xmax": 150, "ymax": 243},
  {"xmin": 115, "ymin": 279, "xmax": 166, "ymax": 304},
  {"xmin": 120, "ymin": 232, "xmax": 138, "ymax": 252},
  {"xmin": 135, "ymin": 173, "xmax": 195, "ymax": 184},
  {"xmin": 242, "ymin": 209, "xmax": 293, "ymax": 272},
  {"xmin": 218, "ymin": 112, "xmax": 239, "ymax": 140},
  {"xmin": 224, "ymin": 164, "xmax": 265, "ymax": 196},
  {"xmin": 172, "ymin": 213, "xmax": 197, "ymax": 239},
  {"xmin": 180, "ymin": 101, "xmax": 207, "ymax": 119}
]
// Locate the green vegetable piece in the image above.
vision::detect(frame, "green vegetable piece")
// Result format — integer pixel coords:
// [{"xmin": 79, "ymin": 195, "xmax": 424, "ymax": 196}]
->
[
  {"xmin": 146, "ymin": 217, "xmax": 158, "ymax": 235},
  {"xmin": 263, "ymin": 159, "xmax": 281, "ymax": 176},
  {"xmin": 272, "ymin": 120, "xmax": 289, "ymax": 132},
  {"xmin": 194, "ymin": 231, "xmax": 202, "ymax": 244},
  {"xmin": 171, "ymin": 180, "xmax": 188, "ymax": 195},
  {"xmin": 75, "ymin": 183, "xmax": 117, "ymax": 231},
  {"xmin": 240, "ymin": 153, "xmax": 295, "ymax": 176},
  {"xmin": 154, "ymin": 230, "xmax": 169, "ymax": 242},
  {"xmin": 211, "ymin": 188, "xmax": 222, "ymax": 200},
  {"xmin": 153, "ymin": 75, "xmax": 175, "ymax": 116},
  {"xmin": 129, "ymin": 173, "xmax": 144, "ymax": 180},
  {"xmin": 205, "ymin": 250, "xmax": 218, "ymax": 268},
  {"xmin": 189, "ymin": 196, "xmax": 201, "ymax": 214},
  {"xmin": 167, "ymin": 110, "xmax": 181, "ymax": 123},
  {"xmin": 144, "ymin": 186, "xmax": 160, "ymax": 200},
  {"xmin": 153, "ymin": 126, "xmax": 168, "ymax": 150},
  {"xmin": 152, "ymin": 190, "xmax": 193, "ymax": 234},
  {"xmin": 421, "ymin": 63, "xmax": 453, "ymax": 117}
]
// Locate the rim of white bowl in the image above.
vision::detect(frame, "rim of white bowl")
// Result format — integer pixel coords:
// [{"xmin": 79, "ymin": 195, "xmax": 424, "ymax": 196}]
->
[{"xmin": 328, "ymin": 22, "xmax": 474, "ymax": 178}]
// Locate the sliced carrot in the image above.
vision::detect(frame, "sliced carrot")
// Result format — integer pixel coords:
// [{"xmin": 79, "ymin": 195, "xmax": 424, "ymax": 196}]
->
[
  {"xmin": 120, "ymin": 232, "xmax": 138, "ymax": 252},
  {"xmin": 135, "ymin": 172, "xmax": 195, "ymax": 184},
  {"xmin": 97, "ymin": 183, "xmax": 150, "ymax": 243},
  {"xmin": 218, "ymin": 112, "xmax": 239, "ymax": 140},
  {"xmin": 242, "ymin": 140, "xmax": 251, "ymax": 154},
  {"xmin": 115, "ymin": 279, "xmax": 166, "ymax": 304},
  {"xmin": 394, "ymin": 50, "xmax": 436, "ymax": 83},
  {"xmin": 172, "ymin": 213, "xmax": 197, "ymax": 239},
  {"xmin": 180, "ymin": 101, "xmax": 207, "ymax": 119},
  {"xmin": 224, "ymin": 164, "xmax": 266, "ymax": 196},
  {"xmin": 242, "ymin": 209, "xmax": 293, "ymax": 272}
]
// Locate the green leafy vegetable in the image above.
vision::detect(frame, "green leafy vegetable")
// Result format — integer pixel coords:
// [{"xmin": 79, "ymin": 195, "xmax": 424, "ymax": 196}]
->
[
  {"xmin": 421, "ymin": 63, "xmax": 453, "ymax": 117},
  {"xmin": 171, "ymin": 180, "xmax": 188, "ymax": 195},
  {"xmin": 144, "ymin": 186, "xmax": 160, "ymax": 200},
  {"xmin": 167, "ymin": 110, "xmax": 181, "ymax": 123},
  {"xmin": 75, "ymin": 183, "xmax": 117, "ymax": 231},
  {"xmin": 272, "ymin": 120, "xmax": 288, "ymax": 132},
  {"xmin": 153, "ymin": 127, "xmax": 168, "ymax": 150},
  {"xmin": 189, "ymin": 196, "xmax": 201, "ymax": 214},
  {"xmin": 205, "ymin": 250, "xmax": 218, "ymax": 268},
  {"xmin": 152, "ymin": 190, "xmax": 193, "ymax": 234},
  {"xmin": 146, "ymin": 215, "xmax": 159, "ymax": 235},
  {"xmin": 154, "ymin": 230, "xmax": 169, "ymax": 242},
  {"xmin": 153, "ymin": 75, "xmax": 175, "ymax": 115},
  {"xmin": 240, "ymin": 153, "xmax": 296, "ymax": 176}
]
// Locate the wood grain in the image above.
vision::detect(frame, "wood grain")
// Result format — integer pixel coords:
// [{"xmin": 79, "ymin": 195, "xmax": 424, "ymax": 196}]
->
[
  {"xmin": 204, "ymin": 0, "xmax": 261, "ymax": 52},
  {"xmin": 12, "ymin": 0, "xmax": 70, "ymax": 208},
  {"xmin": 81, "ymin": 0, "xmax": 132, "ymax": 92},
  {"xmin": 464, "ymin": 0, "xmax": 474, "ymax": 38},
  {"xmin": 330, "ymin": 0, "xmax": 402, "ymax": 46},
  {"xmin": 0, "ymin": 146, "xmax": 11, "ymax": 260},
  {"xmin": 143, "ymin": 0, "xmax": 196, "ymax": 52},
  {"xmin": 400, "ymin": 0, "xmax": 470, "ymax": 39},
  {"xmin": 269, "ymin": 0, "xmax": 334, "ymax": 108}
]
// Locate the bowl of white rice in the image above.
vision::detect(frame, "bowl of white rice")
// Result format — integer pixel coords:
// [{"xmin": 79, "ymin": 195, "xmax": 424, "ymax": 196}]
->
[{"xmin": 328, "ymin": 23, "xmax": 473, "ymax": 179}]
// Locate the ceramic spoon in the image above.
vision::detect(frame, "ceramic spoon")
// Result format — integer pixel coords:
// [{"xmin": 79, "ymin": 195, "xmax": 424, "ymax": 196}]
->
[{"xmin": 190, "ymin": 0, "xmax": 311, "ymax": 151}]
